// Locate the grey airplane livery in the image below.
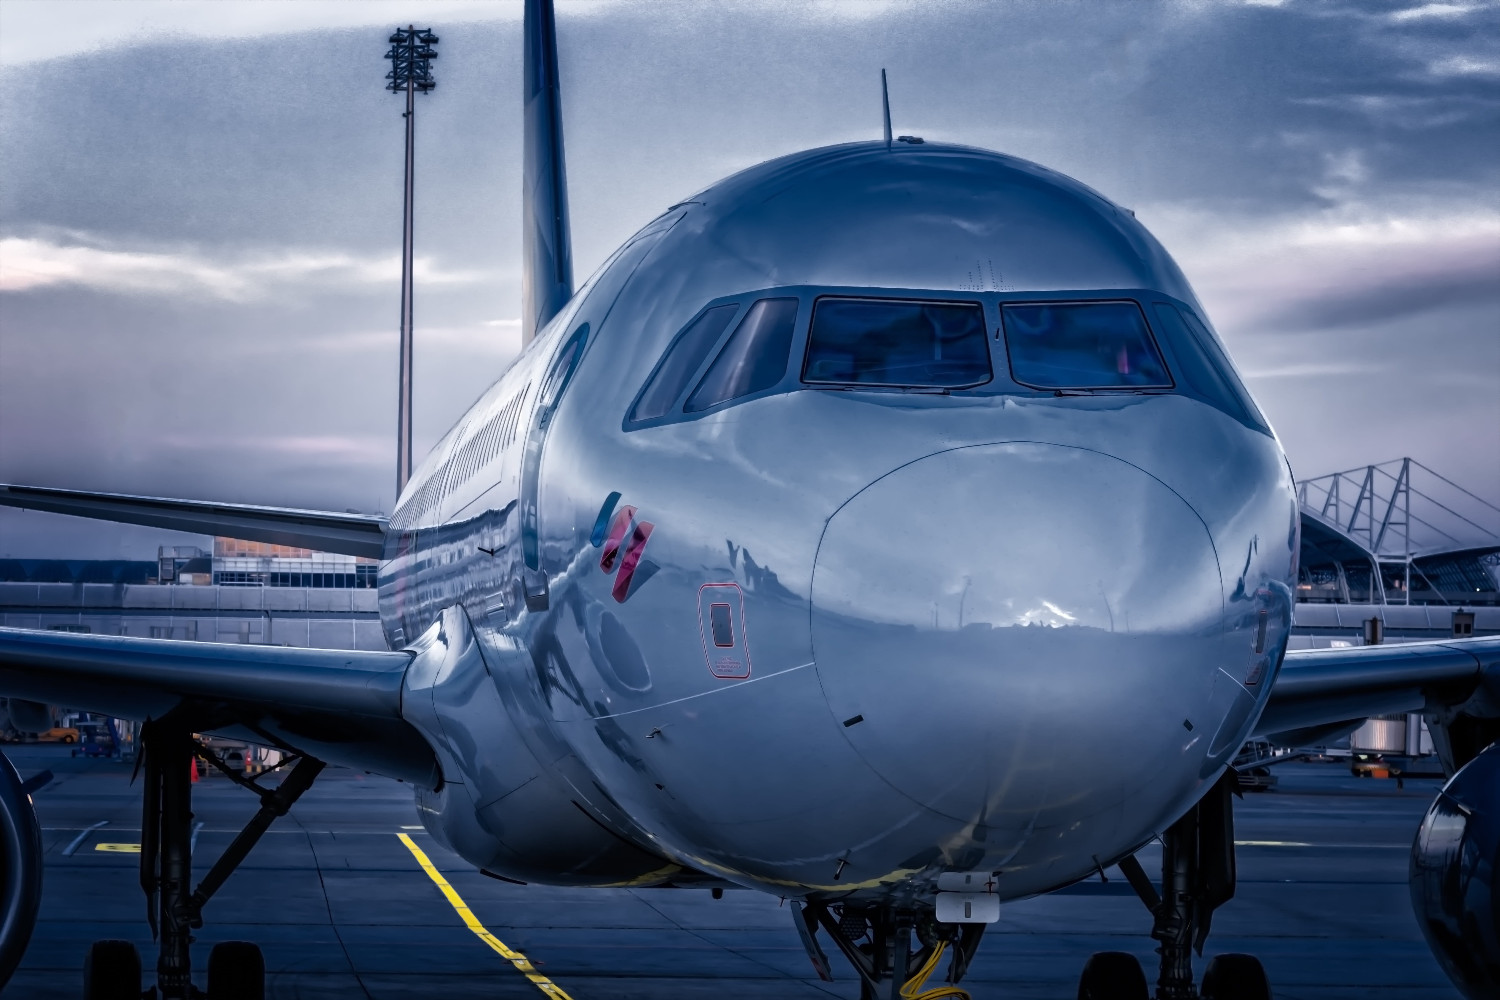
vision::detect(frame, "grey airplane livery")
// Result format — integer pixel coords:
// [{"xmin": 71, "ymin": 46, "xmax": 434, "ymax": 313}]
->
[{"xmin": 1, "ymin": 3, "xmax": 1497, "ymax": 999}]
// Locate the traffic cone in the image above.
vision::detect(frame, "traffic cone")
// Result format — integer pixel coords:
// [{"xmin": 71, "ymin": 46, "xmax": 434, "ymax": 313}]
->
[{"xmin": 190, "ymin": 758, "xmax": 199, "ymax": 783}]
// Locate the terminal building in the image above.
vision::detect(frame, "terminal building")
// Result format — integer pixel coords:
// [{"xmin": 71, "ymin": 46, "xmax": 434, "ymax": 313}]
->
[
  {"xmin": 1289, "ymin": 458, "xmax": 1499, "ymax": 649},
  {"xmin": 0, "ymin": 538, "xmax": 384, "ymax": 651}
]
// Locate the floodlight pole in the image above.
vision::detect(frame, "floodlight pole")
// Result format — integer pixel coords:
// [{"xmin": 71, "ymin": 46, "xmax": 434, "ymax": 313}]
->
[
  {"xmin": 385, "ymin": 26, "xmax": 438, "ymax": 499},
  {"xmin": 397, "ymin": 71, "xmax": 415, "ymax": 498}
]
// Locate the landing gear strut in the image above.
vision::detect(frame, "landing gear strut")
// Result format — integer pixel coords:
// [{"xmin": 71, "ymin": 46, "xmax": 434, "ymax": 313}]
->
[
  {"xmin": 1099, "ymin": 770, "xmax": 1270, "ymax": 1000},
  {"xmin": 794, "ymin": 901, "xmax": 982, "ymax": 1000},
  {"xmin": 83, "ymin": 721, "xmax": 323, "ymax": 1000}
]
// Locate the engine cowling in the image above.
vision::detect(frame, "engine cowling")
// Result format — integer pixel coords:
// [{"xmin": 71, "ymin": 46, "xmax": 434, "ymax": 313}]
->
[
  {"xmin": 1411, "ymin": 740, "xmax": 1500, "ymax": 999},
  {"xmin": 0, "ymin": 748, "xmax": 44, "ymax": 989}
]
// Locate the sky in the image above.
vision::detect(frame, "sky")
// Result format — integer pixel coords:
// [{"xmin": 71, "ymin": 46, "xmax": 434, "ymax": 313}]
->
[{"xmin": 0, "ymin": 0, "xmax": 1497, "ymax": 558}]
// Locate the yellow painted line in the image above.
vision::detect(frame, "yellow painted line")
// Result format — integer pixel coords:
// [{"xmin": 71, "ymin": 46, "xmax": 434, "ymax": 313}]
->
[
  {"xmin": 95, "ymin": 843, "xmax": 141, "ymax": 853},
  {"xmin": 396, "ymin": 833, "xmax": 576, "ymax": 1000},
  {"xmin": 1234, "ymin": 840, "xmax": 1312, "ymax": 847}
]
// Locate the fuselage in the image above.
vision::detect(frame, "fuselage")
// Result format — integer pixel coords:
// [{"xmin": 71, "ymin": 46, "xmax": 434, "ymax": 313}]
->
[{"xmin": 377, "ymin": 141, "xmax": 1298, "ymax": 903}]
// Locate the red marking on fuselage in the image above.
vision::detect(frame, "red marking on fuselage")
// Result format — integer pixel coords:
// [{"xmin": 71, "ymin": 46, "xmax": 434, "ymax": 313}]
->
[
  {"xmin": 611, "ymin": 522, "xmax": 654, "ymax": 603},
  {"xmin": 599, "ymin": 505, "xmax": 638, "ymax": 573}
]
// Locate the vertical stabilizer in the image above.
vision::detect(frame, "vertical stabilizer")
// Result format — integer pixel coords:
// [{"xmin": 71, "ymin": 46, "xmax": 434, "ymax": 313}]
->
[{"xmin": 522, "ymin": 0, "xmax": 574, "ymax": 346}]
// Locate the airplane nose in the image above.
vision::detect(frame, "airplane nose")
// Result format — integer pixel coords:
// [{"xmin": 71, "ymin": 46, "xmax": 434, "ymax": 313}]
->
[{"xmin": 811, "ymin": 442, "xmax": 1225, "ymax": 828}]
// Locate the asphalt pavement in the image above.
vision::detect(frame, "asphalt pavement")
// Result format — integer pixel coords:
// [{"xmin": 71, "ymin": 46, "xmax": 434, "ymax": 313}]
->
[{"xmin": 2, "ymin": 745, "xmax": 1458, "ymax": 999}]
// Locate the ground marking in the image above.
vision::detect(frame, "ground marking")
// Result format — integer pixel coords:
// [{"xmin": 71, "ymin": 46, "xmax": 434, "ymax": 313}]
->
[
  {"xmin": 62, "ymin": 820, "xmax": 109, "ymax": 856},
  {"xmin": 1234, "ymin": 840, "xmax": 1312, "ymax": 847},
  {"xmin": 1233, "ymin": 840, "xmax": 1407, "ymax": 849},
  {"xmin": 95, "ymin": 843, "xmax": 141, "ymax": 853},
  {"xmin": 396, "ymin": 833, "xmax": 576, "ymax": 1000}
]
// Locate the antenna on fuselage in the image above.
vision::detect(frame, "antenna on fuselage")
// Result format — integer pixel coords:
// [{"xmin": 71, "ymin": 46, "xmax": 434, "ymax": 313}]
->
[
  {"xmin": 522, "ymin": 0, "xmax": 574, "ymax": 347},
  {"xmin": 881, "ymin": 69, "xmax": 892, "ymax": 149}
]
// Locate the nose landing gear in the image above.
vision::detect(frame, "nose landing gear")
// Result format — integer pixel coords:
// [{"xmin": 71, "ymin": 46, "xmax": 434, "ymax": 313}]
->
[
  {"xmin": 82, "ymin": 720, "xmax": 323, "ymax": 1000},
  {"xmin": 794, "ymin": 901, "xmax": 984, "ymax": 1000},
  {"xmin": 1084, "ymin": 770, "xmax": 1271, "ymax": 1000}
]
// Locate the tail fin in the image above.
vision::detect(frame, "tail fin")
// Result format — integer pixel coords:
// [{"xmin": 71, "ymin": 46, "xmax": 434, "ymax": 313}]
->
[{"xmin": 522, "ymin": 0, "xmax": 574, "ymax": 346}]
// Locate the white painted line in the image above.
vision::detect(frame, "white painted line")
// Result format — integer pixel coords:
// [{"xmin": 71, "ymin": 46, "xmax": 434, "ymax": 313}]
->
[
  {"xmin": 62, "ymin": 820, "xmax": 109, "ymax": 856},
  {"xmin": 190, "ymin": 821, "xmax": 205, "ymax": 853}
]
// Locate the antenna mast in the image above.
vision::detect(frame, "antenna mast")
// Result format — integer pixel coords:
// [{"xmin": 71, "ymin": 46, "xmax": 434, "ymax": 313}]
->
[{"xmin": 881, "ymin": 69, "xmax": 892, "ymax": 148}]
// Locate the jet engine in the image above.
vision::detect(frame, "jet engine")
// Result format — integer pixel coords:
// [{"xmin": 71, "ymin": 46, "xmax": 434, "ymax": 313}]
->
[
  {"xmin": 1411, "ymin": 740, "xmax": 1500, "ymax": 999},
  {"xmin": 0, "ymin": 748, "xmax": 44, "ymax": 989}
]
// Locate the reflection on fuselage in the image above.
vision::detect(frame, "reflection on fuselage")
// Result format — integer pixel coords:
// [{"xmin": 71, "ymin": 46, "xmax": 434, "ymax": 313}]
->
[{"xmin": 377, "ymin": 141, "xmax": 1299, "ymax": 902}]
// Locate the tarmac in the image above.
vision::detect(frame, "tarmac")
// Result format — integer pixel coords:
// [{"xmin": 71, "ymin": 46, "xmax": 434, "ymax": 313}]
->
[{"xmin": 3, "ymin": 744, "xmax": 1459, "ymax": 999}]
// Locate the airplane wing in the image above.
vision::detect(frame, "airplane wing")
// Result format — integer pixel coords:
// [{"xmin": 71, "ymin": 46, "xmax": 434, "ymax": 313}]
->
[
  {"xmin": 1255, "ymin": 636, "xmax": 1500, "ymax": 742},
  {"xmin": 0, "ymin": 626, "xmax": 437, "ymax": 786},
  {"xmin": 0, "ymin": 484, "xmax": 387, "ymax": 558}
]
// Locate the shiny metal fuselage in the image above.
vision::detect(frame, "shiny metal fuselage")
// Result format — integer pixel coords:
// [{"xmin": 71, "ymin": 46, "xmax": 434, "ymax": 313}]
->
[{"xmin": 379, "ymin": 142, "xmax": 1298, "ymax": 903}]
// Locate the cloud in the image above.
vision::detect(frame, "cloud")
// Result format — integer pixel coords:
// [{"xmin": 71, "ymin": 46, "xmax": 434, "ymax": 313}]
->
[
  {"xmin": 0, "ymin": 0, "xmax": 650, "ymax": 68},
  {"xmin": 0, "ymin": 0, "xmax": 513, "ymax": 67},
  {"xmin": 1390, "ymin": 3, "xmax": 1483, "ymax": 22},
  {"xmin": 1289, "ymin": 94, "xmax": 1483, "ymax": 130},
  {"xmin": 1237, "ymin": 361, "xmax": 1388, "ymax": 379},
  {"xmin": 160, "ymin": 432, "xmax": 388, "ymax": 465},
  {"xmin": 0, "ymin": 233, "xmax": 489, "ymax": 300},
  {"xmin": 1427, "ymin": 54, "xmax": 1500, "ymax": 77},
  {"xmin": 1151, "ymin": 206, "xmax": 1500, "ymax": 333}
]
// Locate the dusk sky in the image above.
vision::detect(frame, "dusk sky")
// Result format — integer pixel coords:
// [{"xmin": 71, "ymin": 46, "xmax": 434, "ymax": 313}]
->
[{"xmin": 1, "ymin": 0, "xmax": 1496, "ymax": 558}]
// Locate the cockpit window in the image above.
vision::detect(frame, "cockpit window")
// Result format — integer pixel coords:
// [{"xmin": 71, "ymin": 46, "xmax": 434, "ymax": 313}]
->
[
  {"xmin": 685, "ymin": 298, "xmax": 799, "ymax": 412},
  {"xmin": 802, "ymin": 298, "xmax": 991, "ymax": 389},
  {"xmin": 1151, "ymin": 303, "xmax": 1269, "ymax": 432},
  {"xmin": 1002, "ymin": 301, "xmax": 1171, "ymax": 390},
  {"xmin": 630, "ymin": 304, "xmax": 740, "ymax": 422}
]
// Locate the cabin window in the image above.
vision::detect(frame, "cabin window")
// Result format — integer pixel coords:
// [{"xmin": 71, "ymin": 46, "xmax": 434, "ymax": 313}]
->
[
  {"xmin": 802, "ymin": 297, "xmax": 991, "ymax": 388},
  {"xmin": 1002, "ymin": 301, "xmax": 1171, "ymax": 390},
  {"xmin": 1151, "ymin": 303, "xmax": 1269, "ymax": 433},
  {"xmin": 630, "ymin": 304, "xmax": 740, "ymax": 422},
  {"xmin": 685, "ymin": 298, "xmax": 799, "ymax": 412}
]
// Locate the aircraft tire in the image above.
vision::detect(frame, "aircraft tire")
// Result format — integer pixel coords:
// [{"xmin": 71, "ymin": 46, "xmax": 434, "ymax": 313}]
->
[
  {"xmin": 207, "ymin": 940, "xmax": 265, "ymax": 1000},
  {"xmin": 82, "ymin": 939, "xmax": 140, "ymax": 1000},
  {"xmin": 1201, "ymin": 952, "xmax": 1271, "ymax": 1000},
  {"xmin": 1077, "ymin": 950, "xmax": 1148, "ymax": 999}
]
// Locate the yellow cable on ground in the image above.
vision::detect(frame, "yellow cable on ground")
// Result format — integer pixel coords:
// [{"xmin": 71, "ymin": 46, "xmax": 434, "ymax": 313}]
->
[
  {"xmin": 396, "ymin": 832, "xmax": 576, "ymax": 1000},
  {"xmin": 901, "ymin": 941, "xmax": 973, "ymax": 1000}
]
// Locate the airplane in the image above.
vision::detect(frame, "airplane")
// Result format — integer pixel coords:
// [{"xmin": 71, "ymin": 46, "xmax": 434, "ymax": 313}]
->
[{"xmin": 1, "ymin": 2, "xmax": 1497, "ymax": 999}]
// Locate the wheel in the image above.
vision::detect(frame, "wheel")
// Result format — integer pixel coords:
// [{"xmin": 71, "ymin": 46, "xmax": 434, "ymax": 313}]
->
[
  {"xmin": 83, "ymin": 939, "xmax": 141, "ymax": 1000},
  {"xmin": 61, "ymin": 735, "xmax": 75, "ymax": 744},
  {"xmin": 1202, "ymin": 952, "xmax": 1271, "ymax": 1000},
  {"xmin": 1078, "ymin": 950, "xmax": 1148, "ymax": 1000},
  {"xmin": 207, "ymin": 940, "xmax": 265, "ymax": 1000}
]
